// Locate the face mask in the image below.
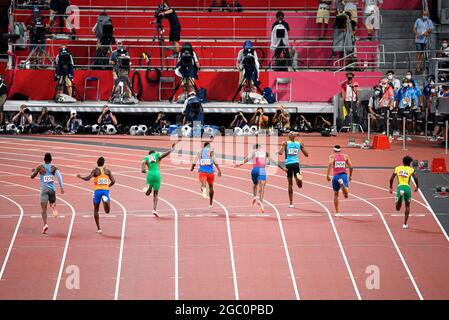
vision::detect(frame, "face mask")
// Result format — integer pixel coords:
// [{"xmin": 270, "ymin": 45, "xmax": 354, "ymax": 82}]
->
[
  {"xmin": 431, "ymin": 88, "xmax": 436, "ymax": 93},
  {"xmin": 409, "ymin": 83, "xmax": 413, "ymax": 87},
  {"xmin": 422, "ymin": 15, "xmax": 428, "ymax": 20},
  {"xmin": 430, "ymin": 81, "xmax": 435, "ymax": 85},
  {"xmin": 347, "ymin": 77, "xmax": 353, "ymax": 81},
  {"xmin": 374, "ymin": 90, "xmax": 381, "ymax": 96},
  {"xmin": 406, "ymin": 75, "xmax": 412, "ymax": 80},
  {"xmin": 443, "ymin": 43, "xmax": 448, "ymax": 48},
  {"xmin": 402, "ymin": 83, "xmax": 408, "ymax": 87},
  {"xmin": 387, "ymin": 75, "xmax": 393, "ymax": 80}
]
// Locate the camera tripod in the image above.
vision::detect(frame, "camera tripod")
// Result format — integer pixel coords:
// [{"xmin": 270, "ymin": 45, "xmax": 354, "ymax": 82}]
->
[
  {"xmin": 232, "ymin": 77, "xmax": 262, "ymax": 103},
  {"xmin": 24, "ymin": 44, "xmax": 54, "ymax": 68},
  {"xmin": 151, "ymin": 21, "xmax": 167, "ymax": 69},
  {"xmin": 169, "ymin": 76, "xmax": 199, "ymax": 103},
  {"xmin": 109, "ymin": 74, "xmax": 137, "ymax": 104}
]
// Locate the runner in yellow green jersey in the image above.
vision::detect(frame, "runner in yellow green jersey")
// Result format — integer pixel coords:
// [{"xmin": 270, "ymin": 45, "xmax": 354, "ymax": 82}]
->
[{"xmin": 389, "ymin": 155, "xmax": 419, "ymax": 229}]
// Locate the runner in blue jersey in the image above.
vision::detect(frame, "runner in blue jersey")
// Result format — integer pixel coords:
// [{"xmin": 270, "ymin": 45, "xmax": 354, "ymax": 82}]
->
[
  {"xmin": 30, "ymin": 153, "xmax": 64, "ymax": 234},
  {"xmin": 191, "ymin": 141, "xmax": 222, "ymax": 208},
  {"xmin": 278, "ymin": 132, "xmax": 309, "ymax": 207}
]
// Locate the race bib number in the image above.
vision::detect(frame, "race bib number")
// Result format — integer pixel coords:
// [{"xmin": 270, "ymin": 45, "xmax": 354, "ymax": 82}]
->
[
  {"xmin": 398, "ymin": 170, "xmax": 409, "ymax": 177},
  {"xmin": 200, "ymin": 158, "xmax": 212, "ymax": 166},
  {"xmin": 334, "ymin": 161, "xmax": 346, "ymax": 168},
  {"xmin": 43, "ymin": 175, "xmax": 54, "ymax": 183},
  {"xmin": 148, "ymin": 155, "xmax": 157, "ymax": 163},
  {"xmin": 287, "ymin": 148, "xmax": 299, "ymax": 156},
  {"xmin": 254, "ymin": 151, "xmax": 266, "ymax": 159},
  {"xmin": 98, "ymin": 178, "xmax": 109, "ymax": 185}
]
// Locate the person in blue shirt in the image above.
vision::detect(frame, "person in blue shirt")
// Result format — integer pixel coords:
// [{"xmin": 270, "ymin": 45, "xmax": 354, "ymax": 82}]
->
[
  {"xmin": 30, "ymin": 153, "xmax": 64, "ymax": 234},
  {"xmin": 278, "ymin": 132, "xmax": 309, "ymax": 208},
  {"xmin": 413, "ymin": 11, "xmax": 433, "ymax": 73},
  {"xmin": 395, "ymin": 78, "xmax": 418, "ymax": 139}
]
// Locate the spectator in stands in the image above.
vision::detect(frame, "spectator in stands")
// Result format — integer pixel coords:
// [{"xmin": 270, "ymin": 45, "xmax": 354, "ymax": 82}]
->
[
  {"xmin": 395, "ymin": 78, "xmax": 418, "ymax": 139},
  {"xmin": 182, "ymin": 92, "xmax": 204, "ymax": 125},
  {"xmin": 271, "ymin": 11, "xmax": 290, "ymax": 70},
  {"xmin": 363, "ymin": 0, "xmax": 382, "ymax": 40},
  {"xmin": 11, "ymin": 105, "xmax": 33, "ymax": 131},
  {"xmin": 330, "ymin": 10, "xmax": 355, "ymax": 62},
  {"xmin": 49, "ymin": 0, "xmax": 76, "ymax": 36},
  {"xmin": 316, "ymin": 1, "xmax": 332, "ymax": 40},
  {"xmin": 292, "ymin": 115, "xmax": 313, "ymax": 133},
  {"xmin": 343, "ymin": 0, "xmax": 359, "ymax": 24},
  {"xmin": 437, "ymin": 38, "xmax": 449, "ymax": 70},
  {"xmin": 152, "ymin": 111, "xmax": 170, "ymax": 134},
  {"xmin": 0, "ymin": 75, "xmax": 7, "ymax": 126},
  {"xmin": 272, "ymin": 105, "xmax": 290, "ymax": 131},
  {"xmin": 236, "ymin": 41, "xmax": 260, "ymax": 89},
  {"xmin": 230, "ymin": 111, "xmax": 248, "ymax": 129},
  {"xmin": 37, "ymin": 107, "xmax": 57, "ymax": 133},
  {"xmin": 369, "ymin": 78, "xmax": 394, "ymax": 133},
  {"xmin": 54, "ymin": 44, "xmax": 74, "ymax": 98},
  {"xmin": 155, "ymin": 0, "xmax": 182, "ymax": 58},
  {"xmin": 340, "ymin": 72, "xmax": 359, "ymax": 126},
  {"xmin": 250, "ymin": 107, "xmax": 269, "ymax": 130},
  {"xmin": 66, "ymin": 109, "xmax": 83, "ymax": 134},
  {"xmin": 92, "ymin": 10, "xmax": 113, "ymax": 47},
  {"xmin": 413, "ymin": 10, "xmax": 433, "ymax": 74},
  {"xmin": 98, "ymin": 105, "xmax": 118, "ymax": 126},
  {"xmin": 386, "ymin": 70, "xmax": 401, "ymax": 92},
  {"xmin": 367, "ymin": 85, "xmax": 381, "ymax": 131}
]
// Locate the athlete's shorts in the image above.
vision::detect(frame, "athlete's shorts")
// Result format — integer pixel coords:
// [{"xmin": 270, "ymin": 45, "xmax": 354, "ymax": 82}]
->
[
  {"xmin": 199, "ymin": 172, "xmax": 215, "ymax": 184},
  {"xmin": 286, "ymin": 163, "xmax": 300, "ymax": 178},
  {"xmin": 93, "ymin": 189, "xmax": 110, "ymax": 205},
  {"xmin": 146, "ymin": 174, "xmax": 162, "ymax": 191},
  {"xmin": 332, "ymin": 173, "xmax": 349, "ymax": 192},
  {"xmin": 40, "ymin": 187, "xmax": 56, "ymax": 204},
  {"xmin": 396, "ymin": 185, "xmax": 412, "ymax": 204},
  {"xmin": 251, "ymin": 167, "xmax": 267, "ymax": 184}
]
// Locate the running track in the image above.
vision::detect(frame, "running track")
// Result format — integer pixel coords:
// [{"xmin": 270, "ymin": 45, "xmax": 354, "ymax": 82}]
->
[{"xmin": 0, "ymin": 136, "xmax": 449, "ymax": 300}]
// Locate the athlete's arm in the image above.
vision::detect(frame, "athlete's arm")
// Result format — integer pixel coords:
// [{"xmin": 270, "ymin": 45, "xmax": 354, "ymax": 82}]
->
[
  {"xmin": 213, "ymin": 160, "xmax": 222, "ymax": 177},
  {"xmin": 54, "ymin": 168, "xmax": 65, "ymax": 194},
  {"xmin": 160, "ymin": 142, "xmax": 177, "ymax": 160},
  {"xmin": 76, "ymin": 168, "xmax": 96, "ymax": 181},
  {"xmin": 141, "ymin": 160, "xmax": 147, "ymax": 174},
  {"xmin": 30, "ymin": 165, "xmax": 42, "ymax": 179},
  {"xmin": 389, "ymin": 172, "xmax": 397, "ymax": 193},
  {"xmin": 278, "ymin": 141, "xmax": 286, "ymax": 155},
  {"xmin": 235, "ymin": 153, "xmax": 250, "ymax": 167},
  {"xmin": 326, "ymin": 156, "xmax": 333, "ymax": 181},
  {"xmin": 190, "ymin": 152, "xmax": 200, "ymax": 171},
  {"xmin": 412, "ymin": 172, "xmax": 419, "ymax": 191},
  {"xmin": 268, "ymin": 154, "xmax": 287, "ymax": 172},
  {"xmin": 300, "ymin": 142, "xmax": 309, "ymax": 157},
  {"xmin": 346, "ymin": 156, "xmax": 354, "ymax": 181},
  {"xmin": 107, "ymin": 169, "xmax": 116, "ymax": 188}
]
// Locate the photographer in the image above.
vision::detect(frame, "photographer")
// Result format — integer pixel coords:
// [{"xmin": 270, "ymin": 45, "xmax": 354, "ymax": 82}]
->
[
  {"xmin": 92, "ymin": 10, "xmax": 113, "ymax": 47},
  {"xmin": 153, "ymin": 0, "xmax": 182, "ymax": 57},
  {"xmin": 0, "ymin": 75, "xmax": 7, "ymax": 125},
  {"xmin": 182, "ymin": 92, "xmax": 204, "ymax": 125},
  {"xmin": 331, "ymin": 10, "xmax": 355, "ymax": 62},
  {"xmin": 25, "ymin": 6, "xmax": 50, "ymax": 66},
  {"xmin": 292, "ymin": 115, "xmax": 313, "ymax": 133},
  {"xmin": 37, "ymin": 107, "xmax": 57, "ymax": 133},
  {"xmin": 340, "ymin": 72, "xmax": 359, "ymax": 126},
  {"xmin": 152, "ymin": 111, "xmax": 170, "ymax": 134},
  {"xmin": 49, "ymin": 0, "xmax": 76, "ymax": 36},
  {"xmin": 272, "ymin": 105, "xmax": 290, "ymax": 131},
  {"xmin": 236, "ymin": 40, "xmax": 260, "ymax": 88},
  {"xmin": 271, "ymin": 11, "xmax": 290, "ymax": 71},
  {"xmin": 230, "ymin": 111, "xmax": 248, "ymax": 129},
  {"xmin": 98, "ymin": 105, "xmax": 118, "ymax": 127},
  {"xmin": 55, "ymin": 45, "xmax": 75, "ymax": 97},
  {"xmin": 66, "ymin": 109, "xmax": 83, "ymax": 134},
  {"xmin": 250, "ymin": 107, "xmax": 269, "ymax": 130},
  {"xmin": 175, "ymin": 42, "xmax": 200, "ymax": 92},
  {"xmin": 11, "ymin": 105, "xmax": 33, "ymax": 132},
  {"xmin": 109, "ymin": 41, "xmax": 134, "ymax": 101}
]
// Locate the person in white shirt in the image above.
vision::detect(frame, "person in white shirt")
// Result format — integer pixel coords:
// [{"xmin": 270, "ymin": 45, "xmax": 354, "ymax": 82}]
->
[{"xmin": 363, "ymin": 0, "xmax": 382, "ymax": 40}]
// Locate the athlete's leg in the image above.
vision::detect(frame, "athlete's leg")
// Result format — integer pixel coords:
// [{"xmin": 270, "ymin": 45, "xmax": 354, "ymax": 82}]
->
[
  {"xmin": 146, "ymin": 186, "xmax": 153, "ymax": 196},
  {"xmin": 208, "ymin": 183, "xmax": 214, "ymax": 206},
  {"xmin": 334, "ymin": 191, "xmax": 340, "ymax": 213},
  {"xmin": 294, "ymin": 175, "xmax": 303, "ymax": 189},
  {"xmin": 259, "ymin": 180, "xmax": 266, "ymax": 202},
  {"xmin": 404, "ymin": 202, "xmax": 411, "ymax": 226},
  {"xmin": 153, "ymin": 190, "xmax": 159, "ymax": 211},
  {"xmin": 252, "ymin": 183, "xmax": 258, "ymax": 197},
  {"xmin": 396, "ymin": 190, "xmax": 403, "ymax": 211},
  {"xmin": 41, "ymin": 202, "xmax": 48, "ymax": 226},
  {"xmin": 341, "ymin": 184, "xmax": 349, "ymax": 199},
  {"xmin": 93, "ymin": 202, "xmax": 101, "ymax": 231},
  {"xmin": 103, "ymin": 200, "xmax": 110, "ymax": 214},
  {"xmin": 287, "ymin": 176, "xmax": 294, "ymax": 206}
]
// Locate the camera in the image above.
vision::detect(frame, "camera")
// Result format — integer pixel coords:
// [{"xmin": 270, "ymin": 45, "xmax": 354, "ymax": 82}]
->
[
  {"xmin": 275, "ymin": 28, "xmax": 285, "ymax": 39},
  {"xmin": 105, "ymin": 109, "xmax": 111, "ymax": 114},
  {"xmin": 190, "ymin": 101, "xmax": 201, "ymax": 113},
  {"xmin": 23, "ymin": 108, "xmax": 30, "ymax": 115},
  {"xmin": 59, "ymin": 48, "xmax": 71, "ymax": 65},
  {"xmin": 117, "ymin": 54, "xmax": 131, "ymax": 69},
  {"xmin": 154, "ymin": 4, "xmax": 164, "ymax": 26}
]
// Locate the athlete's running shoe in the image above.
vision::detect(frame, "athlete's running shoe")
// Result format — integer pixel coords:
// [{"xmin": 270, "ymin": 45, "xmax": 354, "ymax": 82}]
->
[
  {"xmin": 402, "ymin": 224, "xmax": 409, "ymax": 229},
  {"xmin": 201, "ymin": 186, "xmax": 207, "ymax": 198},
  {"xmin": 42, "ymin": 224, "xmax": 48, "ymax": 234},
  {"xmin": 296, "ymin": 173, "xmax": 303, "ymax": 181},
  {"xmin": 52, "ymin": 207, "xmax": 59, "ymax": 218},
  {"xmin": 252, "ymin": 196, "xmax": 257, "ymax": 207},
  {"xmin": 97, "ymin": 229, "xmax": 103, "ymax": 234},
  {"xmin": 208, "ymin": 205, "xmax": 213, "ymax": 209},
  {"xmin": 102, "ymin": 195, "xmax": 109, "ymax": 202},
  {"xmin": 338, "ymin": 178, "xmax": 344, "ymax": 185},
  {"xmin": 399, "ymin": 190, "xmax": 405, "ymax": 195},
  {"xmin": 153, "ymin": 210, "xmax": 159, "ymax": 218},
  {"xmin": 257, "ymin": 200, "xmax": 265, "ymax": 213},
  {"xmin": 289, "ymin": 204, "xmax": 294, "ymax": 208}
]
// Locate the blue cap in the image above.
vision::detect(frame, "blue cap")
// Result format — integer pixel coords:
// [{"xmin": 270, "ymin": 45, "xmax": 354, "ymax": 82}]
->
[
  {"xmin": 32, "ymin": 6, "xmax": 40, "ymax": 12},
  {"xmin": 243, "ymin": 40, "xmax": 253, "ymax": 49}
]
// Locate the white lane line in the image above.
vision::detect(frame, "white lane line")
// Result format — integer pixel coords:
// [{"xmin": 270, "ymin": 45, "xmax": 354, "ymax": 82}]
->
[{"xmin": 0, "ymin": 193, "xmax": 24, "ymax": 281}]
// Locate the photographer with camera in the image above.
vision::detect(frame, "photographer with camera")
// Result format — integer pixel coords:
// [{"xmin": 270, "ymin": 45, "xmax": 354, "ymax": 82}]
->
[
  {"xmin": 272, "ymin": 105, "xmax": 290, "ymax": 131},
  {"xmin": 54, "ymin": 45, "xmax": 75, "ymax": 98},
  {"xmin": 66, "ymin": 109, "xmax": 83, "ymax": 134},
  {"xmin": 24, "ymin": 6, "xmax": 51, "ymax": 67},
  {"xmin": 182, "ymin": 92, "xmax": 204, "ymax": 125},
  {"xmin": 230, "ymin": 111, "xmax": 248, "ymax": 129},
  {"xmin": 109, "ymin": 41, "xmax": 136, "ymax": 103},
  {"xmin": 92, "ymin": 10, "xmax": 113, "ymax": 47},
  {"xmin": 37, "ymin": 107, "xmax": 57, "ymax": 133},
  {"xmin": 340, "ymin": 72, "xmax": 360, "ymax": 127},
  {"xmin": 271, "ymin": 11, "xmax": 291, "ymax": 71},
  {"xmin": 175, "ymin": 42, "xmax": 200, "ymax": 93},
  {"xmin": 152, "ymin": 111, "xmax": 171, "ymax": 134},
  {"xmin": 49, "ymin": 0, "xmax": 76, "ymax": 36},
  {"xmin": 153, "ymin": 0, "xmax": 182, "ymax": 58},
  {"xmin": 250, "ymin": 107, "xmax": 269, "ymax": 130},
  {"xmin": 236, "ymin": 40, "xmax": 260, "ymax": 91},
  {"xmin": 12, "ymin": 105, "xmax": 33, "ymax": 132},
  {"xmin": 98, "ymin": 105, "xmax": 118, "ymax": 127},
  {"xmin": 330, "ymin": 10, "xmax": 356, "ymax": 62},
  {"xmin": 293, "ymin": 115, "xmax": 313, "ymax": 133}
]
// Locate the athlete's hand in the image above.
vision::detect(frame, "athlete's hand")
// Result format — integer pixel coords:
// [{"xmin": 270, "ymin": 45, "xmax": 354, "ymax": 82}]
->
[
  {"xmin": 76, "ymin": 174, "xmax": 81, "ymax": 179},
  {"xmin": 349, "ymin": 176, "xmax": 352, "ymax": 181},
  {"xmin": 414, "ymin": 187, "xmax": 418, "ymax": 192},
  {"xmin": 326, "ymin": 175, "xmax": 331, "ymax": 181},
  {"xmin": 389, "ymin": 187, "xmax": 393, "ymax": 194},
  {"xmin": 218, "ymin": 170, "xmax": 222, "ymax": 177},
  {"xmin": 141, "ymin": 169, "xmax": 146, "ymax": 174},
  {"xmin": 60, "ymin": 188, "xmax": 65, "ymax": 195}
]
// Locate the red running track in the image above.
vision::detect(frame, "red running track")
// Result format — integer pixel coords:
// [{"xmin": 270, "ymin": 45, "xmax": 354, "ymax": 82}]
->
[{"xmin": 0, "ymin": 135, "xmax": 449, "ymax": 300}]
